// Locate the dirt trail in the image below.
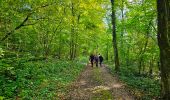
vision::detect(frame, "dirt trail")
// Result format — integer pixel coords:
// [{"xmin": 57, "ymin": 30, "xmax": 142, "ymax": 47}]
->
[{"xmin": 66, "ymin": 64, "xmax": 134, "ymax": 100}]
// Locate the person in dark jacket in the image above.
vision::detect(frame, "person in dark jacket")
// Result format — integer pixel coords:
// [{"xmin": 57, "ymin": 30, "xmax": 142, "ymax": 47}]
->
[
  {"xmin": 94, "ymin": 55, "xmax": 99, "ymax": 67},
  {"xmin": 98, "ymin": 54, "xmax": 103, "ymax": 67},
  {"xmin": 89, "ymin": 54, "xmax": 94, "ymax": 67}
]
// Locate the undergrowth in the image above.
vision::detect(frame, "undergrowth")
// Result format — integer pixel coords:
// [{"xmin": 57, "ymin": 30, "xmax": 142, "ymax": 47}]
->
[
  {"xmin": 0, "ymin": 58, "xmax": 85, "ymax": 100},
  {"xmin": 107, "ymin": 63, "xmax": 161, "ymax": 100}
]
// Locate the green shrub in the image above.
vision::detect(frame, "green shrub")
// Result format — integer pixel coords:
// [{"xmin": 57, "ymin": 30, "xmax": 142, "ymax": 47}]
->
[
  {"xmin": 107, "ymin": 63, "xmax": 160, "ymax": 100},
  {"xmin": 0, "ymin": 59, "xmax": 85, "ymax": 99}
]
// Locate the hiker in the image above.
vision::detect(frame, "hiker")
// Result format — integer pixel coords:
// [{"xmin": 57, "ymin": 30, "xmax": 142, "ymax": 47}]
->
[
  {"xmin": 94, "ymin": 55, "xmax": 99, "ymax": 67},
  {"xmin": 89, "ymin": 54, "xmax": 94, "ymax": 67},
  {"xmin": 98, "ymin": 54, "xmax": 103, "ymax": 67}
]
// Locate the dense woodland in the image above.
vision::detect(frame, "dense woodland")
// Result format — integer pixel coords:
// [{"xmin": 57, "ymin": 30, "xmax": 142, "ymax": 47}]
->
[{"xmin": 0, "ymin": 0, "xmax": 169, "ymax": 100}]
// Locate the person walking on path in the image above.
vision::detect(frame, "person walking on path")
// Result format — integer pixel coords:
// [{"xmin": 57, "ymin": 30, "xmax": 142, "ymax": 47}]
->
[
  {"xmin": 94, "ymin": 55, "xmax": 99, "ymax": 67},
  {"xmin": 98, "ymin": 54, "xmax": 103, "ymax": 67},
  {"xmin": 89, "ymin": 54, "xmax": 94, "ymax": 67}
]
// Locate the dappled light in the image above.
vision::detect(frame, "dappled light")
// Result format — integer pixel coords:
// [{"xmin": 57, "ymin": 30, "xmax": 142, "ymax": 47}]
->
[
  {"xmin": 85, "ymin": 85, "xmax": 110, "ymax": 93},
  {"xmin": 112, "ymin": 84, "xmax": 124, "ymax": 88},
  {"xmin": 79, "ymin": 80, "xmax": 87, "ymax": 86},
  {"xmin": 0, "ymin": 0, "xmax": 169, "ymax": 99},
  {"xmin": 67, "ymin": 65, "xmax": 133, "ymax": 100}
]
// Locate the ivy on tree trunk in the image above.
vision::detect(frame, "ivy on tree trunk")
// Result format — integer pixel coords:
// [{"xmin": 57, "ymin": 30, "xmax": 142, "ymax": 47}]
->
[{"xmin": 111, "ymin": 0, "xmax": 120, "ymax": 72}]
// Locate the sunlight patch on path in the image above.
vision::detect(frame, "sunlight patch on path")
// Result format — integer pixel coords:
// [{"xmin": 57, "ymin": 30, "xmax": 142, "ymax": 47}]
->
[
  {"xmin": 84, "ymin": 85, "xmax": 110, "ymax": 93},
  {"xmin": 66, "ymin": 64, "xmax": 134, "ymax": 100},
  {"xmin": 112, "ymin": 83, "xmax": 124, "ymax": 88},
  {"xmin": 79, "ymin": 80, "xmax": 86, "ymax": 85}
]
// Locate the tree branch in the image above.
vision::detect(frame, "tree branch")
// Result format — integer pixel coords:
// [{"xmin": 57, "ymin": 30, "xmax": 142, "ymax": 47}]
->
[
  {"xmin": 1, "ymin": 2, "xmax": 56, "ymax": 42},
  {"xmin": 1, "ymin": 13, "xmax": 32, "ymax": 41}
]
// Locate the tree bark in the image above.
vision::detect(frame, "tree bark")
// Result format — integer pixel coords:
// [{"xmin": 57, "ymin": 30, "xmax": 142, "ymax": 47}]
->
[
  {"xmin": 70, "ymin": 1, "xmax": 75, "ymax": 60},
  {"xmin": 105, "ymin": 40, "xmax": 109, "ymax": 61},
  {"xmin": 157, "ymin": 0, "xmax": 170, "ymax": 99},
  {"xmin": 120, "ymin": 0, "xmax": 125, "ymax": 64},
  {"xmin": 111, "ymin": 0, "xmax": 120, "ymax": 72}
]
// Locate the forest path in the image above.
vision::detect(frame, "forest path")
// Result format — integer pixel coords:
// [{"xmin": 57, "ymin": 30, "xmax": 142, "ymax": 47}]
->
[{"xmin": 65, "ymin": 64, "xmax": 134, "ymax": 100}]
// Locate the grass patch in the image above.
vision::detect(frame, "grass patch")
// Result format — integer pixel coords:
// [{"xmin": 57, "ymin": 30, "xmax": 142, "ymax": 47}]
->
[
  {"xmin": 92, "ymin": 90, "xmax": 114, "ymax": 100},
  {"xmin": 92, "ymin": 68, "xmax": 103, "ymax": 84}
]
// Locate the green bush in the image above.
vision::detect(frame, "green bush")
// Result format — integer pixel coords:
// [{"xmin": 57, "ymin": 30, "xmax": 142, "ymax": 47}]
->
[
  {"xmin": 0, "ymin": 59, "xmax": 85, "ymax": 99},
  {"xmin": 107, "ymin": 63, "xmax": 160, "ymax": 100}
]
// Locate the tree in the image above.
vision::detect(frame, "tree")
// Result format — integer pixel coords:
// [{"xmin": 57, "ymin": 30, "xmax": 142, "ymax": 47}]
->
[
  {"xmin": 111, "ymin": 0, "xmax": 120, "ymax": 72},
  {"xmin": 157, "ymin": 0, "xmax": 170, "ymax": 99}
]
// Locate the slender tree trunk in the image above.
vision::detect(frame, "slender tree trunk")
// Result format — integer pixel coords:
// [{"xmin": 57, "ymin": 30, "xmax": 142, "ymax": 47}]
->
[
  {"xmin": 73, "ymin": 14, "xmax": 80, "ymax": 59},
  {"xmin": 157, "ymin": 0, "xmax": 170, "ymax": 99},
  {"xmin": 70, "ymin": 32, "xmax": 74, "ymax": 60},
  {"xmin": 105, "ymin": 40, "xmax": 109, "ymax": 61},
  {"xmin": 70, "ymin": 1, "xmax": 75, "ymax": 60},
  {"xmin": 111, "ymin": 0, "xmax": 120, "ymax": 72},
  {"xmin": 73, "ymin": 32, "xmax": 78, "ymax": 59},
  {"xmin": 149, "ymin": 58, "xmax": 153, "ymax": 77},
  {"xmin": 120, "ymin": 0, "xmax": 125, "ymax": 64},
  {"xmin": 142, "ymin": 61, "xmax": 145, "ymax": 75},
  {"xmin": 44, "ymin": 32, "xmax": 49, "ymax": 59},
  {"xmin": 58, "ymin": 33, "xmax": 62, "ymax": 59},
  {"xmin": 126, "ymin": 46, "xmax": 129, "ymax": 66},
  {"xmin": 139, "ymin": 57, "xmax": 142, "ymax": 74},
  {"xmin": 126, "ymin": 36, "xmax": 131, "ymax": 66}
]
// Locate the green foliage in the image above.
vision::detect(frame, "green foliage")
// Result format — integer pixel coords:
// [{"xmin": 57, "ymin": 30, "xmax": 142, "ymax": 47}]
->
[
  {"xmin": 0, "ymin": 59, "xmax": 84, "ymax": 99},
  {"xmin": 0, "ymin": 48, "xmax": 4, "ymax": 58},
  {"xmin": 92, "ymin": 90, "xmax": 114, "ymax": 100},
  {"xmin": 0, "ymin": 0, "xmax": 161, "ymax": 99},
  {"xmin": 107, "ymin": 64, "xmax": 160, "ymax": 100}
]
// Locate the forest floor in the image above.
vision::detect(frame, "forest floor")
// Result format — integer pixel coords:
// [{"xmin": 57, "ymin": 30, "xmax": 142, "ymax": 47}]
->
[{"xmin": 65, "ymin": 64, "xmax": 134, "ymax": 100}]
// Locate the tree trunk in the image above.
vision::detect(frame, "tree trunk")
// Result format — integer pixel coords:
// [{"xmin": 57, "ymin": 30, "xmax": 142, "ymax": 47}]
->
[
  {"xmin": 138, "ymin": 33, "xmax": 149, "ymax": 74},
  {"xmin": 138, "ymin": 57, "xmax": 142, "ymax": 74},
  {"xmin": 58, "ymin": 33, "xmax": 62, "ymax": 59},
  {"xmin": 70, "ymin": 2, "xmax": 75, "ymax": 60},
  {"xmin": 149, "ymin": 58, "xmax": 153, "ymax": 77},
  {"xmin": 120, "ymin": 0, "xmax": 125, "ymax": 64},
  {"xmin": 157, "ymin": 0, "xmax": 170, "ymax": 99},
  {"xmin": 111, "ymin": 0, "xmax": 120, "ymax": 72},
  {"xmin": 126, "ymin": 43, "xmax": 130, "ymax": 66},
  {"xmin": 105, "ymin": 41, "xmax": 109, "ymax": 61}
]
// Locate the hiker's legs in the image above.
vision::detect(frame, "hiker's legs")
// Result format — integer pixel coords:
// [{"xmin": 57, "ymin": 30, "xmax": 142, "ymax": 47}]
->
[
  {"xmin": 100, "ymin": 62, "xmax": 102, "ymax": 67},
  {"xmin": 91, "ymin": 60, "xmax": 93, "ymax": 67},
  {"xmin": 96, "ymin": 61, "xmax": 98, "ymax": 67}
]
